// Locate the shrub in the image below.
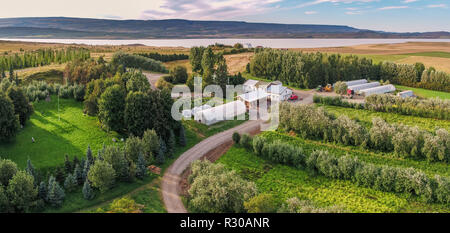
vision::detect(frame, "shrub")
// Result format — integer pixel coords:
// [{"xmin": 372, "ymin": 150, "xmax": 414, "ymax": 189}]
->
[
  {"xmin": 334, "ymin": 81, "xmax": 348, "ymax": 95},
  {"xmin": 244, "ymin": 193, "xmax": 278, "ymax": 213},
  {"xmin": 239, "ymin": 134, "xmax": 253, "ymax": 150},
  {"xmin": 124, "ymin": 135, "xmax": 145, "ymax": 163},
  {"xmin": 82, "ymin": 180, "xmax": 95, "ymax": 200},
  {"xmin": 369, "ymin": 117, "xmax": 396, "ymax": 152},
  {"xmin": 88, "ymin": 160, "xmax": 116, "ymax": 193},
  {"xmin": 422, "ymin": 129, "xmax": 449, "ymax": 162},
  {"xmin": 98, "ymin": 84, "xmax": 126, "ymax": 132},
  {"xmin": 6, "ymin": 170, "xmax": 37, "ymax": 212},
  {"xmin": 232, "ymin": 132, "xmax": 241, "ymax": 144},
  {"xmin": 392, "ymin": 125, "xmax": 425, "ymax": 159},
  {"xmin": 0, "ymin": 92, "xmax": 19, "ymax": 141}
]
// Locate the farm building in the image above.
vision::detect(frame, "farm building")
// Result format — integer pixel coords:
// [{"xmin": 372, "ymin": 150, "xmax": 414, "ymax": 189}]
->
[
  {"xmin": 358, "ymin": 84, "xmax": 396, "ymax": 96},
  {"xmin": 335, "ymin": 79, "xmax": 367, "ymax": 87},
  {"xmin": 237, "ymin": 89, "xmax": 269, "ymax": 109},
  {"xmin": 397, "ymin": 90, "xmax": 414, "ymax": 98},
  {"xmin": 243, "ymin": 79, "xmax": 269, "ymax": 93},
  {"xmin": 267, "ymin": 83, "xmax": 293, "ymax": 101},
  {"xmin": 348, "ymin": 82, "xmax": 380, "ymax": 92},
  {"xmin": 194, "ymin": 101, "xmax": 246, "ymax": 125},
  {"xmin": 192, "ymin": 104, "xmax": 212, "ymax": 115}
]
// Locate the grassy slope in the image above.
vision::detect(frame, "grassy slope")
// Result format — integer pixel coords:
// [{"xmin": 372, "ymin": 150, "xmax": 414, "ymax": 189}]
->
[
  {"xmin": 318, "ymin": 105, "xmax": 450, "ymax": 132},
  {"xmin": 218, "ymin": 146, "xmax": 449, "ymax": 213},
  {"xmin": 0, "ymin": 96, "xmax": 122, "ymax": 171},
  {"xmin": 400, "ymin": 52, "xmax": 450, "ymax": 59}
]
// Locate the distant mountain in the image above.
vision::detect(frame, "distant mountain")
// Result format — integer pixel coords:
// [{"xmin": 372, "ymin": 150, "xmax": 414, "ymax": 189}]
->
[{"xmin": 0, "ymin": 17, "xmax": 449, "ymax": 39}]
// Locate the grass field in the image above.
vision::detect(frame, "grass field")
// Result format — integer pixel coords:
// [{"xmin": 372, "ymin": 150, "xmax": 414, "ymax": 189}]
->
[
  {"xmin": 0, "ymin": 96, "xmax": 122, "ymax": 171},
  {"xmin": 318, "ymin": 105, "xmax": 450, "ymax": 132},
  {"xmin": 394, "ymin": 85, "xmax": 450, "ymax": 99},
  {"xmin": 401, "ymin": 52, "xmax": 450, "ymax": 58},
  {"xmin": 218, "ymin": 146, "xmax": 449, "ymax": 213}
]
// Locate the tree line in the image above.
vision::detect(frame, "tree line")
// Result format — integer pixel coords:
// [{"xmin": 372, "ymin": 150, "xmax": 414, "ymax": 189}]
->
[
  {"xmin": 235, "ymin": 133, "xmax": 449, "ymax": 205},
  {"xmin": 249, "ymin": 49, "xmax": 450, "ymax": 92},
  {"xmin": 135, "ymin": 52, "xmax": 188, "ymax": 62},
  {"xmin": 0, "ymin": 48, "xmax": 90, "ymax": 75},
  {"xmin": 313, "ymin": 94, "xmax": 450, "ymax": 120},
  {"xmin": 279, "ymin": 103, "xmax": 449, "ymax": 163}
]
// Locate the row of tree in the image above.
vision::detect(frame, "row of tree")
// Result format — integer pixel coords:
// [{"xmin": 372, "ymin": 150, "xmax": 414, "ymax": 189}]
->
[
  {"xmin": 248, "ymin": 49, "xmax": 450, "ymax": 91},
  {"xmin": 241, "ymin": 134, "xmax": 449, "ymax": 204},
  {"xmin": 279, "ymin": 103, "xmax": 449, "ymax": 162},
  {"xmin": 0, "ymin": 48, "xmax": 91, "ymax": 74},
  {"xmin": 313, "ymin": 94, "xmax": 450, "ymax": 120},
  {"xmin": 135, "ymin": 52, "xmax": 188, "ymax": 62}
]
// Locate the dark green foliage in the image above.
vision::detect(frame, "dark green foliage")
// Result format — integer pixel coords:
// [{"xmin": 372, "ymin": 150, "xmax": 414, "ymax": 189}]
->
[
  {"xmin": 136, "ymin": 52, "xmax": 188, "ymax": 62},
  {"xmin": 239, "ymin": 134, "xmax": 253, "ymax": 150},
  {"xmin": 63, "ymin": 173, "xmax": 77, "ymax": 192},
  {"xmin": 179, "ymin": 125, "xmax": 186, "ymax": 146},
  {"xmin": 25, "ymin": 159, "xmax": 38, "ymax": 186},
  {"xmin": 142, "ymin": 129, "xmax": 159, "ymax": 164},
  {"xmin": 232, "ymin": 132, "xmax": 241, "ymax": 144},
  {"xmin": 135, "ymin": 153, "xmax": 147, "ymax": 180},
  {"xmin": 73, "ymin": 164, "xmax": 83, "ymax": 185},
  {"xmin": 54, "ymin": 166, "xmax": 65, "ymax": 183},
  {"xmin": 190, "ymin": 46, "xmax": 206, "ymax": 74},
  {"xmin": 6, "ymin": 86, "xmax": 33, "ymax": 125},
  {"xmin": 6, "ymin": 170, "xmax": 37, "ymax": 212},
  {"xmin": 87, "ymin": 160, "xmax": 116, "ymax": 193},
  {"xmin": 166, "ymin": 130, "xmax": 176, "ymax": 158},
  {"xmin": 64, "ymin": 154, "xmax": 72, "ymax": 174},
  {"xmin": 38, "ymin": 181, "xmax": 47, "ymax": 201},
  {"xmin": 110, "ymin": 52, "xmax": 167, "ymax": 73},
  {"xmin": 0, "ymin": 92, "xmax": 19, "ymax": 141},
  {"xmin": 124, "ymin": 69, "xmax": 151, "ymax": 93},
  {"xmin": 124, "ymin": 135, "xmax": 145, "ymax": 163},
  {"xmin": 47, "ymin": 176, "xmax": 65, "ymax": 207},
  {"xmin": 0, "ymin": 159, "xmax": 18, "ymax": 186},
  {"xmin": 168, "ymin": 65, "xmax": 188, "ymax": 84},
  {"xmin": 124, "ymin": 91, "xmax": 151, "ymax": 137},
  {"xmin": 64, "ymin": 57, "xmax": 110, "ymax": 85},
  {"xmin": 157, "ymin": 138, "xmax": 166, "ymax": 165},
  {"xmin": 98, "ymin": 84, "xmax": 127, "ymax": 132},
  {"xmin": 82, "ymin": 180, "xmax": 95, "ymax": 200}
]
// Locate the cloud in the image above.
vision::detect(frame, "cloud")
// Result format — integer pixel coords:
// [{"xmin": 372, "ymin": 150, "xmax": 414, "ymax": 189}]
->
[
  {"xmin": 295, "ymin": 0, "xmax": 378, "ymax": 8},
  {"xmin": 402, "ymin": 0, "xmax": 418, "ymax": 3},
  {"xmin": 346, "ymin": 11, "xmax": 362, "ymax": 15},
  {"xmin": 140, "ymin": 0, "xmax": 282, "ymax": 20},
  {"xmin": 378, "ymin": 6, "xmax": 409, "ymax": 10},
  {"xmin": 427, "ymin": 4, "xmax": 447, "ymax": 8},
  {"xmin": 305, "ymin": 11, "xmax": 318, "ymax": 15}
]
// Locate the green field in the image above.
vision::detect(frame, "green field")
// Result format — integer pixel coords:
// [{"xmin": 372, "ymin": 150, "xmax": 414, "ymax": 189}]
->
[
  {"xmin": 401, "ymin": 52, "xmax": 450, "ymax": 59},
  {"xmin": 0, "ymin": 96, "xmax": 122, "ymax": 171},
  {"xmin": 218, "ymin": 146, "xmax": 449, "ymax": 213},
  {"xmin": 318, "ymin": 105, "xmax": 450, "ymax": 132},
  {"xmin": 261, "ymin": 131, "xmax": 449, "ymax": 177},
  {"xmin": 394, "ymin": 85, "xmax": 450, "ymax": 99}
]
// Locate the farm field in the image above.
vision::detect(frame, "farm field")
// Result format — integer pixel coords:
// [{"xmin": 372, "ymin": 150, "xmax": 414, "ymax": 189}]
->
[
  {"xmin": 318, "ymin": 105, "xmax": 450, "ymax": 132},
  {"xmin": 394, "ymin": 85, "xmax": 450, "ymax": 99},
  {"xmin": 218, "ymin": 146, "xmax": 449, "ymax": 213},
  {"xmin": 261, "ymin": 131, "xmax": 449, "ymax": 177},
  {"xmin": 0, "ymin": 96, "xmax": 122, "ymax": 172}
]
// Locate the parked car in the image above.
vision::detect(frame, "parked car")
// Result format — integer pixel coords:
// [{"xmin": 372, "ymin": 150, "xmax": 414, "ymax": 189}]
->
[{"xmin": 289, "ymin": 94, "xmax": 299, "ymax": 101}]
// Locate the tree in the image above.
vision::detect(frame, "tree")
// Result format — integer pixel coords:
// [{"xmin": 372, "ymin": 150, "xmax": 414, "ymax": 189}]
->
[
  {"xmin": 334, "ymin": 81, "xmax": 348, "ymax": 95},
  {"xmin": 201, "ymin": 48, "xmax": 215, "ymax": 86},
  {"xmin": 124, "ymin": 91, "xmax": 151, "ymax": 137},
  {"xmin": 64, "ymin": 173, "xmax": 77, "ymax": 192},
  {"xmin": 7, "ymin": 171, "xmax": 37, "ymax": 212},
  {"xmin": 232, "ymin": 132, "xmax": 241, "ymax": 144},
  {"xmin": 244, "ymin": 193, "xmax": 278, "ymax": 213},
  {"xmin": 135, "ymin": 153, "xmax": 147, "ymax": 179},
  {"xmin": 188, "ymin": 160, "xmax": 257, "ymax": 213},
  {"xmin": 0, "ymin": 185, "xmax": 11, "ymax": 212},
  {"xmin": 214, "ymin": 55, "xmax": 228, "ymax": 91},
  {"xmin": 0, "ymin": 93, "xmax": 19, "ymax": 142},
  {"xmin": 73, "ymin": 164, "xmax": 83, "ymax": 185},
  {"xmin": 157, "ymin": 137, "xmax": 166, "ymax": 164},
  {"xmin": 64, "ymin": 154, "xmax": 72, "ymax": 174},
  {"xmin": 98, "ymin": 84, "xmax": 126, "ymax": 132},
  {"xmin": 38, "ymin": 181, "xmax": 47, "ymax": 201},
  {"xmin": 88, "ymin": 160, "xmax": 116, "ymax": 193},
  {"xmin": 142, "ymin": 129, "xmax": 159, "ymax": 163},
  {"xmin": 6, "ymin": 86, "xmax": 33, "ymax": 126},
  {"xmin": 125, "ymin": 69, "xmax": 151, "ymax": 93},
  {"xmin": 102, "ymin": 145, "xmax": 129, "ymax": 181},
  {"xmin": 166, "ymin": 130, "xmax": 176, "ymax": 158},
  {"xmin": 170, "ymin": 66, "xmax": 188, "ymax": 84},
  {"xmin": 47, "ymin": 178, "xmax": 65, "ymax": 207},
  {"xmin": 82, "ymin": 180, "xmax": 95, "ymax": 200},
  {"xmin": 107, "ymin": 197, "xmax": 144, "ymax": 213},
  {"xmin": 124, "ymin": 135, "xmax": 145, "ymax": 162},
  {"xmin": 0, "ymin": 159, "xmax": 18, "ymax": 186},
  {"xmin": 190, "ymin": 46, "xmax": 206, "ymax": 74},
  {"xmin": 179, "ymin": 125, "xmax": 186, "ymax": 146},
  {"xmin": 25, "ymin": 159, "xmax": 38, "ymax": 186}
]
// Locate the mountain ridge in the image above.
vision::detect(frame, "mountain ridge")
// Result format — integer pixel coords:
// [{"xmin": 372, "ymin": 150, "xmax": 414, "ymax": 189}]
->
[{"xmin": 0, "ymin": 17, "xmax": 449, "ymax": 39}]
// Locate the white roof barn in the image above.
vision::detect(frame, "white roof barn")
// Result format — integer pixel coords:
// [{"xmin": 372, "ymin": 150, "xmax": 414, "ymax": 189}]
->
[
  {"xmin": 237, "ymin": 89, "xmax": 268, "ymax": 102},
  {"xmin": 359, "ymin": 84, "xmax": 396, "ymax": 96},
  {"xmin": 335, "ymin": 79, "xmax": 367, "ymax": 87},
  {"xmin": 348, "ymin": 82, "xmax": 380, "ymax": 92},
  {"xmin": 194, "ymin": 101, "xmax": 246, "ymax": 126}
]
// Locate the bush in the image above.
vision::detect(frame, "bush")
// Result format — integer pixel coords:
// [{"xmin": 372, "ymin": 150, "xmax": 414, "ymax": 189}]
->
[
  {"xmin": 239, "ymin": 134, "xmax": 253, "ymax": 150},
  {"xmin": 6, "ymin": 86, "xmax": 33, "ymax": 126},
  {"xmin": 244, "ymin": 193, "xmax": 278, "ymax": 213},
  {"xmin": 0, "ymin": 92, "xmax": 19, "ymax": 141},
  {"xmin": 0, "ymin": 159, "xmax": 18, "ymax": 186},
  {"xmin": 422, "ymin": 129, "xmax": 450, "ymax": 162},
  {"xmin": 7, "ymin": 171, "xmax": 37, "ymax": 212},
  {"xmin": 88, "ymin": 160, "xmax": 116, "ymax": 193},
  {"xmin": 110, "ymin": 52, "xmax": 167, "ymax": 73},
  {"xmin": 334, "ymin": 81, "xmax": 348, "ymax": 95},
  {"xmin": 232, "ymin": 132, "xmax": 241, "ymax": 144}
]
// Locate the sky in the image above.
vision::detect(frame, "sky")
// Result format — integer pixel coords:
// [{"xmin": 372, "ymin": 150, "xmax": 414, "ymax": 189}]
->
[{"xmin": 0, "ymin": 0, "xmax": 449, "ymax": 32}]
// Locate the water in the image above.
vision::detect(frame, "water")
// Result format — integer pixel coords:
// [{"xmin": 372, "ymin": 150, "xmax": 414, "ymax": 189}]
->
[{"xmin": 1, "ymin": 38, "xmax": 450, "ymax": 48}]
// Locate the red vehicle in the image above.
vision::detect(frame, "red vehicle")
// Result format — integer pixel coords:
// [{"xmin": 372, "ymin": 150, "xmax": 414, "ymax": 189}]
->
[{"xmin": 289, "ymin": 94, "xmax": 298, "ymax": 101}]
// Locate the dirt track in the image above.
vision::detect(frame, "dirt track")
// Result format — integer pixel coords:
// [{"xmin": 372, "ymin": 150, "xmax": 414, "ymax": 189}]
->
[
  {"xmin": 144, "ymin": 72, "xmax": 165, "ymax": 90},
  {"xmin": 161, "ymin": 120, "xmax": 262, "ymax": 213}
]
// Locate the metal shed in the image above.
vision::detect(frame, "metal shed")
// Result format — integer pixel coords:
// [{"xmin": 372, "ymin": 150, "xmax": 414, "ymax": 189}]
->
[
  {"xmin": 348, "ymin": 82, "xmax": 380, "ymax": 92},
  {"xmin": 194, "ymin": 101, "xmax": 246, "ymax": 126},
  {"xmin": 344, "ymin": 79, "xmax": 368, "ymax": 87},
  {"xmin": 359, "ymin": 84, "xmax": 396, "ymax": 96}
]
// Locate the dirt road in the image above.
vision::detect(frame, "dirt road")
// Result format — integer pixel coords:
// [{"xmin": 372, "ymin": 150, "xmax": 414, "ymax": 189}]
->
[
  {"xmin": 144, "ymin": 72, "xmax": 165, "ymax": 90},
  {"xmin": 161, "ymin": 120, "xmax": 262, "ymax": 213}
]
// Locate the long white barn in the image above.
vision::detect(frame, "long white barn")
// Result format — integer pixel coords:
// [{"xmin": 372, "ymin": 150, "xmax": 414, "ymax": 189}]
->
[
  {"xmin": 194, "ymin": 100, "xmax": 246, "ymax": 126},
  {"xmin": 358, "ymin": 84, "xmax": 396, "ymax": 96}
]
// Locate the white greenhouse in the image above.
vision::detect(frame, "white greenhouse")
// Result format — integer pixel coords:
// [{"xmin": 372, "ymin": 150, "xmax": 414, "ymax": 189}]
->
[
  {"xmin": 397, "ymin": 90, "xmax": 414, "ymax": 98},
  {"xmin": 194, "ymin": 101, "xmax": 246, "ymax": 126},
  {"xmin": 334, "ymin": 79, "xmax": 367, "ymax": 87},
  {"xmin": 347, "ymin": 82, "xmax": 380, "ymax": 92},
  {"xmin": 358, "ymin": 84, "xmax": 396, "ymax": 96},
  {"xmin": 192, "ymin": 104, "xmax": 212, "ymax": 115}
]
